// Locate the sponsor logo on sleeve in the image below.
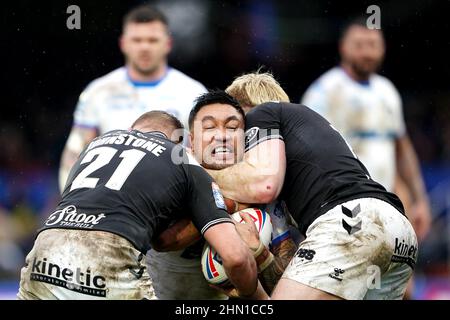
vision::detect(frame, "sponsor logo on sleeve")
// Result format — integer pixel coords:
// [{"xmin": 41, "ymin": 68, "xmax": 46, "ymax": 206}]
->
[
  {"xmin": 245, "ymin": 127, "xmax": 259, "ymax": 147},
  {"xmin": 211, "ymin": 182, "xmax": 226, "ymax": 210}
]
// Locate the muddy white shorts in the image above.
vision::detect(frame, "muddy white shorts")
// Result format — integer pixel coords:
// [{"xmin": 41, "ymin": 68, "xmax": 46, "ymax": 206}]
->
[
  {"xmin": 282, "ymin": 198, "xmax": 418, "ymax": 300},
  {"xmin": 17, "ymin": 229, "xmax": 156, "ymax": 300}
]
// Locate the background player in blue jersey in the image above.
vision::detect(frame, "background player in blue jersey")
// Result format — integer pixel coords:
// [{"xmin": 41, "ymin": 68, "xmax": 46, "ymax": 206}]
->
[
  {"xmin": 58, "ymin": 4, "xmax": 207, "ymax": 191},
  {"xmin": 301, "ymin": 21, "xmax": 431, "ymax": 298},
  {"xmin": 301, "ymin": 19, "xmax": 431, "ymax": 243}
]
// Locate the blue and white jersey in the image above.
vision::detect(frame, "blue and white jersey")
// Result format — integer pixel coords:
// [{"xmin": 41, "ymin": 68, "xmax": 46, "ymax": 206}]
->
[
  {"xmin": 74, "ymin": 67, "xmax": 207, "ymax": 132},
  {"xmin": 301, "ymin": 67, "xmax": 405, "ymax": 191},
  {"xmin": 258, "ymin": 201, "xmax": 292, "ymax": 250}
]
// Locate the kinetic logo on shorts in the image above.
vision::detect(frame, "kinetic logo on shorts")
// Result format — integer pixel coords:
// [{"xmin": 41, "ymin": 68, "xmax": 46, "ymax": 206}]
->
[
  {"xmin": 45, "ymin": 205, "xmax": 106, "ymax": 229},
  {"xmin": 30, "ymin": 257, "xmax": 107, "ymax": 297},
  {"xmin": 391, "ymin": 238, "xmax": 418, "ymax": 269}
]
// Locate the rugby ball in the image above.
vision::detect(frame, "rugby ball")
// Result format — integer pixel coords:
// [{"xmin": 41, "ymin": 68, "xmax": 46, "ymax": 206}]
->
[{"xmin": 201, "ymin": 208, "xmax": 273, "ymax": 286}]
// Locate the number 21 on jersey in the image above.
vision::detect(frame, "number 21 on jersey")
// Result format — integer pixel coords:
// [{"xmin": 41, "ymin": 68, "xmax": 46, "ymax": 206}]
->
[{"xmin": 70, "ymin": 146, "xmax": 145, "ymax": 192}]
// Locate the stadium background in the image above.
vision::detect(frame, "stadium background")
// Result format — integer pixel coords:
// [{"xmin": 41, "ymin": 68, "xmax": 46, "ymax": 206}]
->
[{"xmin": 1, "ymin": 0, "xmax": 449, "ymax": 299}]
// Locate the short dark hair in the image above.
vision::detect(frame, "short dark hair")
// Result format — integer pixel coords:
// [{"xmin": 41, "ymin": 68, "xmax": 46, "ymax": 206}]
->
[
  {"xmin": 123, "ymin": 4, "xmax": 168, "ymax": 30},
  {"xmin": 339, "ymin": 17, "xmax": 383, "ymax": 42},
  {"xmin": 132, "ymin": 110, "xmax": 184, "ymax": 142},
  {"xmin": 188, "ymin": 90, "xmax": 245, "ymax": 130}
]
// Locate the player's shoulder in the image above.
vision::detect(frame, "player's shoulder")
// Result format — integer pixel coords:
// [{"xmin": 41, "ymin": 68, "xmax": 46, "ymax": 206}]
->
[
  {"xmin": 307, "ymin": 67, "xmax": 345, "ymax": 92},
  {"xmin": 80, "ymin": 67, "xmax": 128, "ymax": 99},
  {"xmin": 319, "ymin": 67, "xmax": 348, "ymax": 86},
  {"xmin": 182, "ymin": 150, "xmax": 203, "ymax": 169},
  {"xmin": 245, "ymin": 101, "xmax": 280, "ymax": 118},
  {"xmin": 165, "ymin": 68, "xmax": 207, "ymax": 92},
  {"xmin": 371, "ymin": 73, "xmax": 400, "ymax": 94},
  {"xmin": 256, "ymin": 101, "xmax": 305, "ymax": 113}
]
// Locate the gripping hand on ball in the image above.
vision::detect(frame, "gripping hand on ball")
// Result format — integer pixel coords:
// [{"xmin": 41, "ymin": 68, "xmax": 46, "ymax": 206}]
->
[{"xmin": 235, "ymin": 212, "xmax": 261, "ymax": 250}]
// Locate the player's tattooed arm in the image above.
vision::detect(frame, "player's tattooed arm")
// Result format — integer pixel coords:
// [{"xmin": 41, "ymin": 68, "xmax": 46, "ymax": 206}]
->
[
  {"xmin": 259, "ymin": 237, "xmax": 297, "ymax": 294},
  {"xmin": 59, "ymin": 126, "xmax": 97, "ymax": 193}
]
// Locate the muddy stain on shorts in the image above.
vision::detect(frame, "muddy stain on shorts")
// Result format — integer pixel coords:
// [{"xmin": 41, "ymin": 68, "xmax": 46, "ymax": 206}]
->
[{"xmin": 18, "ymin": 229, "xmax": 155, "ymax": 300}]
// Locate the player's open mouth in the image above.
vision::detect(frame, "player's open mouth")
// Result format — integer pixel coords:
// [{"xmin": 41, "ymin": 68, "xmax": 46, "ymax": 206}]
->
[
  {"xmin": 212, "ymin": 146, "xmax": 233, "ymax": 155},
  {"xmin": 210, "ymin": 145, "xmax": 235, "ymax": 162}
]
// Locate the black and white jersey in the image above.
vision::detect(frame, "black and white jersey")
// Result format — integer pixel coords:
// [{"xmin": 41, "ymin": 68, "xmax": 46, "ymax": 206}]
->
[
  {"xmin": 40, "ymin": 129, "xmax": 232, "ymax": 253},
  {"xmin": 244, "ymin": 102, "xmax": 404, "ymax": 235}
]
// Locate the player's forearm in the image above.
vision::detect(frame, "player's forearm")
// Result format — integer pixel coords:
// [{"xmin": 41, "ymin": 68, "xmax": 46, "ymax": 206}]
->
[
  {"xmin": 225, "ymin": 251, "xmax": 260, "ymax": 297},
  {"xmin": 58, "ymin": 149, "xmax": 79, "ymax": 193},
  {"xmin": 208, "ymin": 163, "xmax": 277, "ymax": 204},
  {"xmin": 240, "ymin": 281, "xmax": 269, "ymax": 300},
  {"xmin": 396, "ymin": 136, "xmax": 428, "ymax": 203},
  {"xmin": 258, "ymin": 238, "xmax": 297, "ymax": 293},
  {"xmin": 205, "ymin": 223, "xmax": 262, "ymax": 297},
  {"xmin": 209, "ymin": 140, "xmax": 286, "ymax": 204},
  {"xmin": 59, "ymin": 128, "xmax": 95, "ymax": 193}
]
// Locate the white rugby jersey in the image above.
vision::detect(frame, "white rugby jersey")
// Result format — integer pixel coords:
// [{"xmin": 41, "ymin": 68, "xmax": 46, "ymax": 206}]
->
[
  {"xmin": 74, "ymin": 67, "xmax": 207, "ymax": 132},
  {"xmin": 301, "ymin": 67, "xmax": 405, "ymax": 191}
]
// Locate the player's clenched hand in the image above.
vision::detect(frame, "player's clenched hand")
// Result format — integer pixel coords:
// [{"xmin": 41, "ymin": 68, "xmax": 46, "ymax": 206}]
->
[{"xmin": 234, "ymin": 212, "xmax": 261, "ymax": 250}]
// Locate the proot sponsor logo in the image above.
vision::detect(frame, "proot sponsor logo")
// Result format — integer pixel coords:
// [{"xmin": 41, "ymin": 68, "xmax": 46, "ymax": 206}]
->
[
  {"xmin": 30, "ymin": 257, "xmax": 107, "ymax": 297},
  {"xmin": 45, "ymin": 205, "xmax": 106, "ymax": 229}
]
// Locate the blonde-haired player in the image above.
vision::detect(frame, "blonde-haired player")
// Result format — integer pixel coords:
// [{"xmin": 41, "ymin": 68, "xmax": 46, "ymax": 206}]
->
[
  {"xmin": 226, "ymin": 71, "xmax": 290, "ymax": 112},
  {"xmin": 149, "ymin": 90, "xmax": 297, "ymax": 299},
  {"xmin": 207, "ymin": 71, "xmax": 417, "ymax": 300}
]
